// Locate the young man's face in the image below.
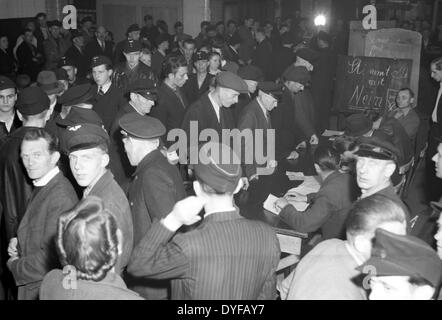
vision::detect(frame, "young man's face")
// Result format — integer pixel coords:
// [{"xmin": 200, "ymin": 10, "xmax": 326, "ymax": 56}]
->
[
  {"xmin": 183, "ymin": 43, "xmax": 196, "ymax": 61},
  {"xmin": 171, "ymin": 66, "xmax": 189, "ymax": 88},
  {"xmin": 259, "ymin": 91, "xmax": 278, "ymax": 111},
  {"xmin": 369, "ymin": 276, "xmax": 432, "ymax": 300},
  {"xmin": 124, "ymin": 51, "xmax": 141, "ymax": 67},
  {"xmin": 356, "ymin": 156, "xmax": 394, "ymax": 193},
  {"xmin": 92, "ymin": 64, "xmax": 113, "ymax": 87},
  {"xmin": 396, "ymin": 90, "xmax": 413, "ymax": 109},
  {"xmin": 69, "ymin": 147, "xmax": 108, "ymax": 187},
  {"xmin": 0, "ymin": 88, "xmax": 17, "ymax": 113},
  {"xmin": 431, "ymin": 64, "xmax": 442, "ymax": 83},
  {"xmin": 194, "ymin": 60, "xmax": 209, "ymax": 74},
  {"xmin": 21, "ymin": 138, "xmax": 57, "ymax": 181}
]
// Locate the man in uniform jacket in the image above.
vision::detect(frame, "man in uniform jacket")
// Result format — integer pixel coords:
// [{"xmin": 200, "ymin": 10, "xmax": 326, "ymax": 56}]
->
[
  {"xmin": 0, "ymin": 35, "xmax": 16, "ymax": 79},
  {"xmin": 119, "ymin": 113, "xmax": 186, "ymax": 300},
  {"xmin": 0, "ymin": 77, "xmax": 21, "ymax": 148},
  {"xmin": 65, "ymin": 30, "xmax": 89, "ymax": 79},
  {"xmin": 108, "ymin": 78, "xmax": 157, "ymax": 188},
  {"xmin": 7, "ymin": 128, "xmax": 77, "ymax": 300},
  {"xmin": 0, "ymin": 87, "xmax": 51, "ymax": 242},
  {"xmin": 84, "ymin": 26, "xmax": 114, "ymax": 62},
  {"xmin": 127, "ymin": 142, "xmax": 280, "ymax": 300},
  {"xmin": 113, "ymin": 40, "xmax": 156, "ymax": 95},
  {"xmin": 90, "ymin": 55, "xmax": 127, "ymax": 132},
  {"xmin": 64, "ymin": 123, "xmax": 133, "ymax": 275},
  {"xmin": 43, "ymin": 20, "xmax": 71, "ymax": 70}
]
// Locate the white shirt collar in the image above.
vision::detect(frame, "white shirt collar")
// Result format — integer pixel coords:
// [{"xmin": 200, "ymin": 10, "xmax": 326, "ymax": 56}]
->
[
  {"xmin": 0, "ymin": 113, "xmax": 15, "ymax": 132},
  {"xmin": 208, "ymin": 91, "xmax": 221, "ymax": 122},
  {"xmin": 33, "ymin": 166, "xmax": 60, "ymax": 187},
  {"xmin": 99, "ymin": 81, "xmax": 112, "ymax": 94},
  {"xmin": 256, "ymin": 97, "xmax": 269, "ymax": 120}
]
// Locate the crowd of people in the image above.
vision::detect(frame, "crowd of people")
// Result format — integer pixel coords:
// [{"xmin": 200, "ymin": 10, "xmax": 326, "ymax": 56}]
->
[{"xmin": 0, "ymin": 11, "xmax": 441, "ymax": 300}]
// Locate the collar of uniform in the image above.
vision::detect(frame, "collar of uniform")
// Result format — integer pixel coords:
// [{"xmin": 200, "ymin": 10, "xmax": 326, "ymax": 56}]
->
[
  {"xmin": 208, "ymin": 91, "xmax": 221, "ymax": 122},
  {"xmin": 83, "ymin": 170, "xmax": 108, "ymax": 198},
  {"xmin": 99, "ymin": 81, "xmax": 112, "ymax": 94},
  {"xmin": 133, "ymin": 148, "xmax": 164, "ymax": 177},
  {"xmin": 360, "ymin": 183, "xmax": 394, "ymax": 200},
  {"xmin": 0, "ymin": 112, "xmax": 15, "ymax": 133},
  {"xmin": 321, "ymin": 170, "xmax": 341, "ymax": 187},
  {"xmin": 203, "ymin": 208, "xmax": 242, "ymax": 223},
  {"xmin": 34, "ymin": 166, "xmax": 60, "ymax": 187}
]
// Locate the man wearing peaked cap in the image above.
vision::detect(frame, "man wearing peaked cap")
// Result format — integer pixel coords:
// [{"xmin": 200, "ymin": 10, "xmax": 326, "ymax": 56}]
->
[
  {"xmin": 64, "ymin": 28, "xmax": 89, "ymax": 78},
  {"xmin": 0, "ymin": 86, "xmax": 51, "ymax": 247},
  {"xmin": 127, "ymin": 141, "xmax": 280, "ymax": 300},
  {"xmin": 353, "ymin": 134, "xmax": 409, "ymax": 216},
  {"xmin": 0, "ymin": 76, "xmax": 21, "ymax": 146},
  {"xmin": 58, "ymin": 56, "xmax": 88, "ymax": 88},
  {"xmin": 359, "ymin": 228, "xmax": 442, "ymax": 300},
  {"xmin": 113, "ymin": 38, "xmax": 156, "ymax": 95},
  {"xmin": 181, "ymin": 71, "xmax": 248, "ymax": 159},
  {"xmin": 64, "ymin": 123, "xmax": 134, "ymax": 276},
  {"xmin": 58, "ymin": 83, "xmax": 96, "ymax": 108},
  {"xmin": 90, "ymin": 54, "xmax": 126, "ymax": 133},
  {"xmin": 120, "ymin": 112, "xmax": 186, "ymax": 300},
  {"xmin": 113, "ymin": 23, "xmax": 141, "ymax": 65},
  {"xmin": 237, "ymin": 81, "xmax": 282, "ymax": 198}
]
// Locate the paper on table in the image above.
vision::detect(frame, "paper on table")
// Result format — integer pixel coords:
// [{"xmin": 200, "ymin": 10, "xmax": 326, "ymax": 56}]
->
[
  {"xmin": 286, "ymin": 176, "xmax": 321, "ymax": 196},
  {"xmin": 263, "ymin": 194, "xmax": 310, "ymax": 215},
  {"xmin": 286, "ymin": 171, "xmax": 305, "ymax": 181},
  {"xmin": 322, "ymin": 129, "xmax": 345, "ymax": 137}
]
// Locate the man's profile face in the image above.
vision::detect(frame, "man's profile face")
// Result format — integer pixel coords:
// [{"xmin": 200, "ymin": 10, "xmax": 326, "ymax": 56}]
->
[
  {"xmin": 62, "ymin": 65, "xmax": 76, "ymax": 82},
  {"xmin": 219, "ymin": 87, "xmax": 240, "ymax": 108},
  {"xmin": 431, "ymin": 64, "xmax": 442, "ymax": 83}
]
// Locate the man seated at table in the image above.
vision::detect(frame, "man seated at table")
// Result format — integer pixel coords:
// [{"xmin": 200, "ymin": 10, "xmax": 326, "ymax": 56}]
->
[
  {"xmin": 358, "ymin": 228, "xmax": 442, "ymax": 300},
  {"xmin": 127, "ymin": 142, "xmax": 281, "ymax": 300},
  {"xmin": 279, "ymin": 194, "xmax": 407, "ymax": 300},
  {"xmin": 275, "ymin": 145, "xmax": 359, "ymax": 240}
]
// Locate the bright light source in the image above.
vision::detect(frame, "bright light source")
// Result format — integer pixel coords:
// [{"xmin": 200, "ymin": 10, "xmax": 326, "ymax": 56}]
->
[{"xmin": 314, "ymin": 14, "xmax": 326, "ymax": 26}]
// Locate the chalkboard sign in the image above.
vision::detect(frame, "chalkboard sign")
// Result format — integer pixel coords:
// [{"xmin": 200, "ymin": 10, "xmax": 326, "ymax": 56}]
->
[{"xmin": 333, "ymin": 55, "xmax": 412, "ymax": 113}]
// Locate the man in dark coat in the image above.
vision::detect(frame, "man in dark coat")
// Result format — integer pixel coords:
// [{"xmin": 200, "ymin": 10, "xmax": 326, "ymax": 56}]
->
[
  {"xmin": 84, "ymin": 26, "xmax": 114, "ymax": 62},
  {"xmin": 64, "ymin": 123, "xmax": 133, "ymax": 275},
  {"xmin": 108, "ymin": 78, "xmax": 157, "ymax": 188},
  {"xmin": 0, "ymin": 77, "xmax": 21, "ymax": 148},
  {"xmin": 65, "ymin": 30, "xmax": 89, "ymax": 79},
  {"xmin": 113, "ymin": 40, "xmax": 156, "ymax": 95},
  {"xmin": 234, "ymin": 65, "xmax": 264, "ymax": 124},
  {"xmin": 252, "ymin": 28, "xmax": 273, "ymax": 81},
  {"xmin": 7, "ymin": 128, "xmax": 77, "ymax": 300},
  {"xmin": 58, "ymin": 56, "xmax": 89, "ymax": 89},
  {"xmin": 0, "ymin": 87, "xmax": 51, "ymax": 242},
  {"xmin": 151, "ymin": 34, "xmax": 170, "ymax": 79},
  {"xmin": 42, "ymin": 20, "xmax": 71, "ymax": 70},
  {"xmin": 120, "ymin": 113, "xmax": 186, "ymax": 300},
  {"xmin": 182, "ymin": 51, "xmax": 213, "ymax": 106},
  {"xmin": 90, "ymin": 55, "xmax": 127, "ymax": 132},
  {"xmin": 272, "ymin": 33, "xmax": 295, "ymax": 81},
  {"xmin": 0, "ymin": 35, "xmax": 16, "ymax": 79},
  {"xmin": 114, "ymin": 24, "xmax": 141, "ymax": 65},
  {"xmin": 140, "ymin": 15, "xmax": 159, "ymax": 48},
  {"xmin": 127, "ymin": 141, "xmax": 280, "ymax": 300},
  {"xmin": 237, "ymin": 18, "xmax": 255, "ymax": 64},
  {"xmin": 16, "ymin": 29, "xmax": 44, "ymax": 82}
]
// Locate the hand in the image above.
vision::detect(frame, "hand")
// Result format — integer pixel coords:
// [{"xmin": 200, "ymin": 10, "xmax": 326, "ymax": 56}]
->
[
  {"xmin": 7, "ymin": 256, "xmax": 18, "ymax": 270},
  {"xmin": 275, "ymin": 198, "xmax": 290, "ymax": 211},
  {"xmin": 166, "ymin": 150, "xmax": 179, "ymax": 166},
  {"xmin": 310, "ymin": 134, "xmax": 319, "ymax": 145},
  {"xmin": 285, "ymin": 192, "xmax": 307, "ymax": 203},
  {"xmin": 241, "ymin": 177, "xmax": 250, "ymax": 191},
  {"xmin": 287, "ymin": 150, "xmax": 299, "ymax": 160},
  {"xmin": 296, "ymin": 141, "xmax": 307, "ymax": 150},
  {"xmin": 268, "ymin": 160, "xmax": 278, "ymax": 168},
  {"xmin": 8, "ymin": 238, "xmax": 18, "ymax": 258},
  {"xmin": 169, "ymin": 196, "xmax": 205, "ymax": 227}
]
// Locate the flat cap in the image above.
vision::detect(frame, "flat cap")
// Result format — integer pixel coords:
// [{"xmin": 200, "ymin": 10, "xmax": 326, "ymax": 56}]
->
[
  {"xmin": 354, "ymin": 134, "xmax": 401, "ymax": 163},
  {"xmin": 295, "ymin": 47, "xmax": 319, "ymax": 65},
  {"xmin": 58, "ymin": 83, "xmax": 96, "ymax": 107},
  {"xmin": 193, "ymin": 142, "xmax": 242, "ymax": 193},
  {"xmin": 357, "ymin": 228, "xmax": 442, "ymax": 288},
  {"xmin": 58, "ymin": 56, "xmax": 76, "ymax": 68},
  {"xmin": 37, "ymin": 70, "xmax": 64, "ymax": 95},
  {"xmin": 283, "ymin": 66, "xmax": 311, "ymax": 85},
  {"xmin": 237, "ymin": 65, "xmax": 264, "ymax": 82},
  {"xmin": 56, "ymin": 106, "xmax": 103, "ymax": 128},
  {"xmin": 193, "ymin": 51, "xmax": 209, "ymax": 62},
  {"xmin": 128, "ymin": 78, "xmax": 158, "ymax": 101},
  {"xmin": 90, "ymin": 55, "xmax": 113, "ymax": 69},
  {"xmin": 123, "ymin": 40, "xmax": 142, "ymax": 53},
  {"xmin": 0, "ymin": 76, "xmax": 16, "ymax": 91},
  {"xmin": 16, "ymin": 86, "xmax": 50, "ymax": 115},
  {"xmin": 344, "ymin": 113, "xmax": 373, "ymax": 137},
  {"xmin": 215, "ymin": 71, "xmax": 248, "ymax": 93},
  {"xmin": 127, "ymin": 23, "xmax": 141, "ymax": 34},
  {"xmin": 258, "ymin": 81, "xmax": 283, "ymax": 98},
  {"xmin": 65, "ymin": 123, "xmax": 110, "ymax": 153},
  {"xmin": 119, "ymin": 113, "xmax": 166, "ymax": 140}
]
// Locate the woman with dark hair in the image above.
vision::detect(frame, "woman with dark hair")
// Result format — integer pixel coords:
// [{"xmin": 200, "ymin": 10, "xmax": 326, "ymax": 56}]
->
[
  {"xmin": 275, "ymin": 145, "xmax": 359, "ymax": 240},
  {"xmin": 39, "ymin": 196, "xmax": 143, "ymax": 300},
  {"xmin": 208, "ymin": 51, "xmax": 222, "ymax": 76},
  {"xmin": 151, "ymin": 54, "xmax": 189, "ymax": 147}
]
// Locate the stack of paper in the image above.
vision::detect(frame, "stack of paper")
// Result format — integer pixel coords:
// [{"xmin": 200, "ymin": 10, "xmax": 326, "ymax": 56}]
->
[
  {"xmin": 263, "ymin": 194, "xmax": 310, "ymax": 215},
  {"xmin": 322, "ymin": 129, "xmax": 345, "ymax": 137},
  {"xmin": 286, "ymin": 176, "xmax": 321, "ymax": 196},
  {"xmin": 286, "ymin": 171, "xmax": 305, "ymax": 181}
]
